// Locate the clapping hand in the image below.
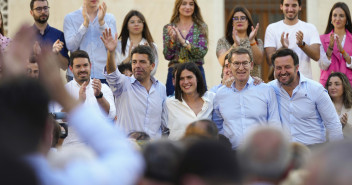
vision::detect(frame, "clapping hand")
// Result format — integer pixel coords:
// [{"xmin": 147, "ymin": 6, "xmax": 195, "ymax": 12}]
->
[
  {"xmin": 249, "ymin": 23, "xmax": 259, "ymax": 43},
  {"xmin": 98, "ymin": 2, "xmax": 107, "ymax": 26},
  {"xmin": 281, "ymin": 32, "xmax": 289, "ymax": 48},
  {"xmin": 232, "ymin": 27, "xmax": 240, "ymax": 46},
  {"xmin": 52, "ymin": 39, "xmax": 64, "ymax": 54}
]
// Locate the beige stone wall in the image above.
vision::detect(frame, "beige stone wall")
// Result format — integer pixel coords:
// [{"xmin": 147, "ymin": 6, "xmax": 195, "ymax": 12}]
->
[
  {"xmin": 8, "ymin": 0, "xmax": 351, "ymax": 84},
  {"xmin": 8, "ymin": 0, "xmax": 224, "ymax": 88},
  {"xmin": 308, "ymin": 0, "xmax": 352, "ymax": 82}
]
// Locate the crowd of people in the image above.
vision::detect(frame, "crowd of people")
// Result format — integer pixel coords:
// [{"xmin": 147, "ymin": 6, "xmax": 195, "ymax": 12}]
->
[{"xmin": 1, "ymin": 0, "xmax": 352, "ymax": 185}]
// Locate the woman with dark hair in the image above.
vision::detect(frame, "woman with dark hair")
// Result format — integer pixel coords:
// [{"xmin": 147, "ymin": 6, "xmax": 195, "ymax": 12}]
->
[
  {"xmin": 216, "ymin": 6, "xmax": 263, "ymax": 77},
  {"xmin": 163, "ymin": 0, "xmax": 208, "ymax": 96},
  {"xmin": 319, "ymin": 2, "xmax": 352, "ymax": 85},
  {"xmin": 326, "ymin": 72, "xmax": 352, "ymax": 137},
  {"xmin": 165, "ymin": 62, "xmax": 215, "ymax": 140},
  {"xmin": 0, "ymin": 11, "xmax": 10, "ymax": 52},
  {"xmin": 117, "ymin": 10, "xmax": 158, "ymax": 75}
]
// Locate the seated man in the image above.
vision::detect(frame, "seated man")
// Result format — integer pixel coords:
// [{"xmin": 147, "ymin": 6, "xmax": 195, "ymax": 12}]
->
[
  {"xmin": 213, "ymin": 47, "xmax": 281, "ymax": 149},
  {"xmin": 101, "ymin": 28, "xmax": 167, "ymax": 138}
]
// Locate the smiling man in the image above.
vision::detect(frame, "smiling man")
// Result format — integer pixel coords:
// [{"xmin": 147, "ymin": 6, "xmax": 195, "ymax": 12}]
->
[
  {"xmin": 30, "ymin": 0, "xmax": 69, "ymax": 69},
  {"xmin": 101, "ymin": 28, "xmax": 167, "ymax": 138},
  {"xmin": 269, "ymin": 48, "xmax": 343, "ymax": 147},
  {"xmin": 264, "ymin": 0, "xmax": 320, "ymax": 79},
  {"xmin": 212, "ymin": 47, "xmax": 281, "ymax": 149}
]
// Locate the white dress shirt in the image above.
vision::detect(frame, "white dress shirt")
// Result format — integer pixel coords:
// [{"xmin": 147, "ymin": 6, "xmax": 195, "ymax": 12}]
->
[
  {"xmin": 63, "ymin": 79, "xmax": 116, "ymax": 146},
  {"xmin": 166, "ymin": 91, "xmax": 216, "ymax": 140}
]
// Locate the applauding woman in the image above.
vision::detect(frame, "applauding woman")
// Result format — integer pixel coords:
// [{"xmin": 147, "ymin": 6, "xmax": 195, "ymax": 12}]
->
[
  {"xmin": 326, "ymin": 72, "xmax": 352, "ymax": 137},
  {"xmin": 117, "ymin": 10, "xmax": 158, "ymax": 75},
  {"xmin": 163, "ymin": 0, "xmax": 208, "ymax": 96},
  {"xmin": 216, "ymin": 6, "xmax": 263, "ymax": 77},
  {"xmin": 319, "ymin": 2, "xmax": 352, "ymax": 85},
  {"xmin": 166, "ymin": 62, "xmax": 215, "ymax": 140}
]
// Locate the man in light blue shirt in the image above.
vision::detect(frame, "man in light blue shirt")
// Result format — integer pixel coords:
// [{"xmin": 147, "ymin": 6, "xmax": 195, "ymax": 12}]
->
[
  {"xmin": 269, "ymin": 48, "xmax": 343, "ymax": 146},
  {"xmin": 213, "ymin": 47, "xmax": 281, "ymax": 149},
  {"xmin": 64, "ymin": 0, "xmax": 116, "ymax": 83},
  {"xmin": 101, "ymin": 29, "xmax": 167, "ymax": 138}
]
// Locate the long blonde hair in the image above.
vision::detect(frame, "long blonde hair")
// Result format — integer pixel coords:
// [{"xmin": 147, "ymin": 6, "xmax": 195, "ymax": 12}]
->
[{"xmin": 170, "ymin": 0, "xmax": 208, "ymax": 40}]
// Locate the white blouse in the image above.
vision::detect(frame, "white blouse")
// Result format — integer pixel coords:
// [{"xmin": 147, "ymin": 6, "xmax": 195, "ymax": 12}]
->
[{"xmin": 165, "ymin": 91, "xmax": 216, "ymax": 140}]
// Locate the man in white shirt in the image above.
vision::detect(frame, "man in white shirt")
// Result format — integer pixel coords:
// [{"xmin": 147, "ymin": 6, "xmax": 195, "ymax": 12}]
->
[
  {"xmin": 64, "ymin": 0, "xmax": 116, "ymax": 83},
  {"xmin": 264, "ymin": 0, "xmax": 321, "ymax": 79},
  {"xmin": 63, "ymin": 50, "xmax": 116, "ymax": 146}
]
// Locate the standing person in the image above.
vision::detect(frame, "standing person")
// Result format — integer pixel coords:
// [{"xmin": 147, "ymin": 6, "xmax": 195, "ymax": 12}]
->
[
  {"xmin": 166, "ymin": 62, "xmax": 215, "ymax": 140},
  {"xmin": 319, "ymin": 2, "xmax": 352, "ymax": 85},
  {"xmin": 269, "ymin": 48, "xmax": 343, "ymax": 147},
  {"xmin": 30, "ymin": 0, "xmax": 69, "ymax": 69},
  {"xmin": 117, "ymin": 10, "xmax": 158, "ymax": 76},
  {"xmin": 163, "ymin": 0, "xmax": 208, "ymax": 96},
  {"xmin": 101, "ymin": 28, "xmax": 167, "ymax": 138},
  {"xmin": 264, "ymin": 0, "xmax": 320, "ymax": 79},
  {"xmin": 0, "ymin": 11, "xmax": 10, "ymax": 52},
  {"xmin": 216, "ymin": 6, "xmax": 263, "ymax": 78},
  {"xmin": 326, "ymin": 72, "xmax": 352, "ymax": 138},
  {"xmin": 212, "ymin": 47, "xmax": 281, "ymax": 149},
  {"xmin": 64, "ymin": 0, "xmax": 116, "ymax": 83}
]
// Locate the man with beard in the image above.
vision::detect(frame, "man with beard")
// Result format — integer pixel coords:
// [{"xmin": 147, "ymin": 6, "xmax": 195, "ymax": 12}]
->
[
  {"xmin": 269, "ymin": 48, "xmax": 343, "ymax": 147},
  {"xmin": 264, "ymin": 0, "xmax": 320, "ymax": 79},
  {"xmin": 62, "ymin": 50, "xmax": 116, "ymax": 146},
  {"xmin": 64, "ymin": 0, "xmax": 116, "ymax": 83},
  {"xmin": 101, "ymin": 28, "xmax": 167, "ymax": 138},
  {"xmin": 30, "ymin": 0, "xmax": 69, "ymax": 70}
]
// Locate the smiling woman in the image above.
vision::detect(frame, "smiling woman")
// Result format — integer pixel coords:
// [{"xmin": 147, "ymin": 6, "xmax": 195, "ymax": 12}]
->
[
  {"xmin": 163, "ymin": 0, "xmax": 208, "ymax": 96},
  {"xmin": 117, "ymin": 10, "xmax": 158, "ymax": 76},
  {"xmin": 165, "ymin": 62, "xmax": 215, "ymax": 140}
]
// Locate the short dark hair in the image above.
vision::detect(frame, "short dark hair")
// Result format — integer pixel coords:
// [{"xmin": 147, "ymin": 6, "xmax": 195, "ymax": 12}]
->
[
  {"xmin": 69, "ymin": 50, "xmax": 90, "ymax": 66},
  {"xmin": 172, "ymin": 63, "xmax": 180, "ymax": 79},
  {"xmin": 117, "ymin": 63, "xmax": 132, "ymax": 74},
  {"xmin": 228, "ymin": 47, "xmax": 253, "ymax": 64},
  {"xmin": 280, "ymin": 0, "xmax": 301, "ymax": 6},
  {"xmin": 0, "ymin": 77, "xmax": 50, "ymax": 155},
  {"xmin": 30, "ymin": 0, "xmax": 48, "ymax": 10},
  {"xmin": 175, "ymin": 62, "xmax": 206, "ymax": 101},
  {"xmin": 131, "ymin": 45, "xmax": 155, "ymax": 64},
  {"xmin": 176, "ymin": 140, "xmax": 241, "ymax": 184},
  {"xmin": 271, "ymin": 48, "xmax": 299, "ymax": 67}
]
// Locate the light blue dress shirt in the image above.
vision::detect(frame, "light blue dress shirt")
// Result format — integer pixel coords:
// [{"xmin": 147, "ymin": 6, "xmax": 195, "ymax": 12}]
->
[
  {"xmin": 104, "ymin": 69, "xmax": 167, "ymax": 138},
  {"xmin": 213, "ymin": 77, "xmax": 281, "ymax": 149},
  {"xmin": 269, "ymin": 72, "xmax": 343, "ymax": 145},
  {"xmin": 209, "ymin": 83, "xmax": 223, "ymax": 93},
  {"xmin": 64, "ymin": 8, "xmax": 117, "ymax": 79}
]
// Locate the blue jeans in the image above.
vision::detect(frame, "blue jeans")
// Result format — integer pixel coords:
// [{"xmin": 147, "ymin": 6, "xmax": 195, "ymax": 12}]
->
[{"xmin": 166, "ymin": 65, "xmax": 207, "ymax": 96}]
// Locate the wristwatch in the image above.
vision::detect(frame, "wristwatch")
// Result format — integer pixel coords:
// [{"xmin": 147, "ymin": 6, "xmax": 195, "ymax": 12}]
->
[
  {"xmin": 95, "ymin": 92, "xmax": 103, "ymax": 99},
  {"xmin": 298, "ymin": 41, "xmax": 306, "ymax": 48},
  {"xmin": 183, "ymin": 40, "xmax": 190, "ymax": 47}
]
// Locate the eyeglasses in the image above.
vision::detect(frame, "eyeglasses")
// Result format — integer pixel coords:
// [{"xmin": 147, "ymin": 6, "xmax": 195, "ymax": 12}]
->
[
  {"xmin": 32, "ymin": 6, "xmax": 50, "ymax": 13},
  {"xmin": 233, "ymin": 16, "xmax": 247, "ymax": 22},
  {"xmin": 232, "ymin": 61, "xmax": 251, "ymax": 68}
]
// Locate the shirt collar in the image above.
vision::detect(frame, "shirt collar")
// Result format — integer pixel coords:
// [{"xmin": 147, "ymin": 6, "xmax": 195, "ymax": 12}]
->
[
  {"xmin": 231, "ymin": 76, "xmax": 253, "ymax": 91},
  {"xmin": 73, "ymin": 78, "xmax": 92, "ymax": 87},
  {"xmin": 32, "ymin": 24, "xmax": 50, "ymax": 36},
  {"xmin": 127, "ymin": 38, "xmax": 148, "ymax": 45},
  {"xmin": 130, "ymin": 75, "xmax": 158, "ymax": 85}
]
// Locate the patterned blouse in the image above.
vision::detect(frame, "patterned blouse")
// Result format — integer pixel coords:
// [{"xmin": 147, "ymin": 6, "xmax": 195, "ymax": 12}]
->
[
  {"xmin": 163, "ymin": 23, "xmax": 208, "ymax": 66},
  {"xmin": 0, "ymin": 34, "xmax": 10, "ymax": 53},
  {"xmin": 216, "ymin": 37, "xmax": 263, "ymax": 78}
]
